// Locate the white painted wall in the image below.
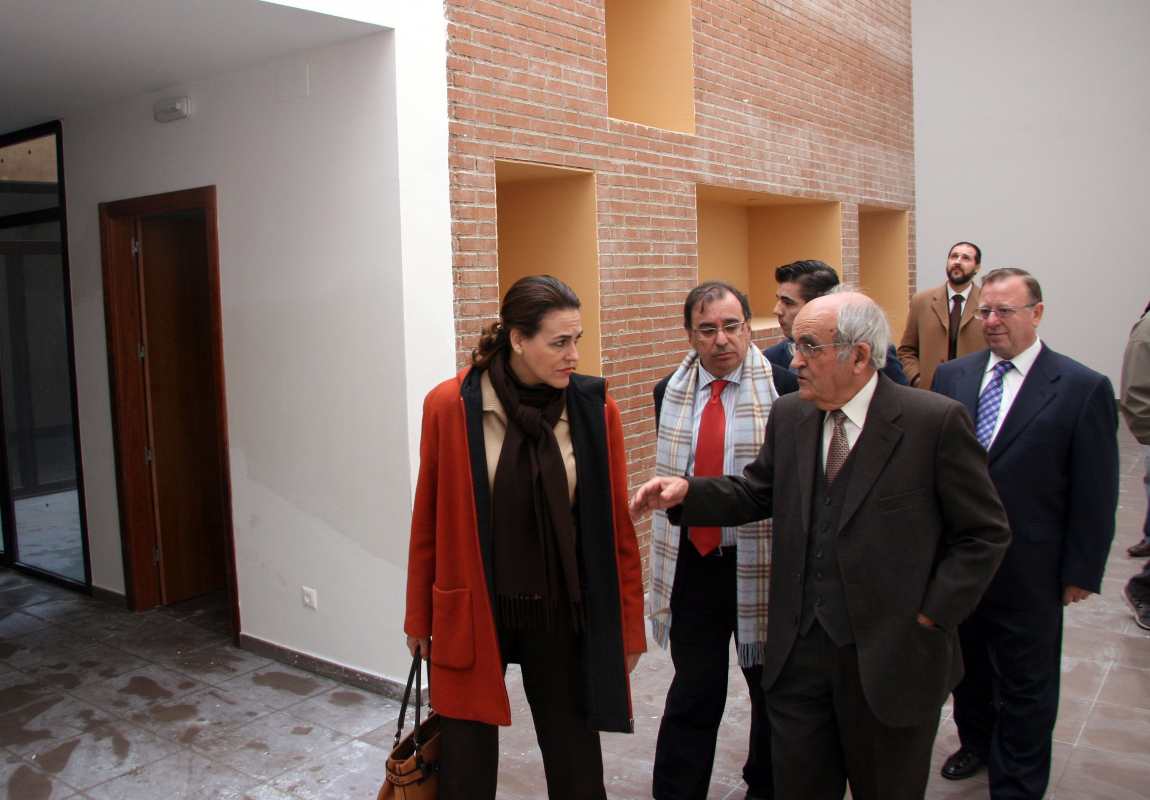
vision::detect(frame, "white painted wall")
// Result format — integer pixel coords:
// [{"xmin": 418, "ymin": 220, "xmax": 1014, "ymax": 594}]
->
[
  {"xmin": 264, "ymin": 0, "xmax": 457, "ymax": 500},
  {"xmin": 913, "ymin": 0, "xmax": 1150, "ymax": 386},
  {"xmin": 64, "ymin": 10, "xmax": 454, "ymax": 683}
]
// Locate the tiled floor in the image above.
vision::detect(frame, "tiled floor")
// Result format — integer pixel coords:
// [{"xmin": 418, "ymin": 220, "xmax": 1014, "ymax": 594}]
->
[{"xmin": 1, "ymin": 429, "xmax": 1148, "ymax": 799}]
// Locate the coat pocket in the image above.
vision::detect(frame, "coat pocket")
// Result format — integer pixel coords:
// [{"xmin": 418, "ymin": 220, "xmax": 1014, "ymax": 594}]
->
[
  {"xmin": 878, "ymin": 487, "xmax": 930, "ymax": 514},
  {"xmin": 431, "ymin": 586, "xmax": 475, "ymax": 670}
]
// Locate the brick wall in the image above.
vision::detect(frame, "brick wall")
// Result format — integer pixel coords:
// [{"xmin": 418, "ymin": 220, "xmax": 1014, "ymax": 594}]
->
[{"xmin": 444, "ymin": 0, "xmax": 916, "ymax": 575}]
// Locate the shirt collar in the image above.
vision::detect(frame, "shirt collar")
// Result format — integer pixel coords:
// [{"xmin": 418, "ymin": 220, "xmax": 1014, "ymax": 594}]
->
[
  {"xmin": 986, "ymin": 337, "xmax": 1042, "ymax": 378},
  {"xmin": 698, "ymin": 359, "xmax": 743, "ymax": 390},
  {"xmin": 836, "ymin": 371, "xmax": 879, "ymax": 430},
  {"xmin": 947, "ymin": 283, "xmax": 974, "ymax": 302}
]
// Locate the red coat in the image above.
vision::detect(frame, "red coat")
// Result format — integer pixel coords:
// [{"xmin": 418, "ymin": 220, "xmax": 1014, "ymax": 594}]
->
[{"xmin": 404, "ymin": 367, "xmax": 646, "ymax": 728}]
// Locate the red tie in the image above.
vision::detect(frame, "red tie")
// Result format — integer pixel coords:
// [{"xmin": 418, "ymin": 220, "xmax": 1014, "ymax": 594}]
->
[{"xmin": 690, "ymin": 379, "xmax": 727, "ymax": 555}]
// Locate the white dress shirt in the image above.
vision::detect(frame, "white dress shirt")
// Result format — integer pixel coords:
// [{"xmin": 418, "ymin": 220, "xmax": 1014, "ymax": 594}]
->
[
  {"xmin": 821, "ymin": 372, "xmax": 879, "ymax": 471},
  {"xmin": 978, "ymin": 338, "xmax": 1043, "ymax": 447},
  {"xmin": 947, "ymin": 284, "xmax": 973, "ymax": 305}
]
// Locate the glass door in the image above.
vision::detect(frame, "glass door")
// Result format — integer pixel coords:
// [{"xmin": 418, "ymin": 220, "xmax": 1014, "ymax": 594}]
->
[{"xmin": 0, "ymin": 123, "xmax": 89, "ymax": 586}]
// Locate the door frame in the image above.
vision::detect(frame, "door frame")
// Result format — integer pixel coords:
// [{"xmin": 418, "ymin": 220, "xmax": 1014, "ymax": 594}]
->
[{"xmin": 98, "ymin": 186, "xmax": 239, "ymax": 636}]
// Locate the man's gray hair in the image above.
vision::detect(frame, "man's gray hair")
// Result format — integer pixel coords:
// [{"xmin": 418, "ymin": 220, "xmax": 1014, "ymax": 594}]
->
[{"xmin": 829, "ymin": 287, "xmax": 890, "ymax": 370}]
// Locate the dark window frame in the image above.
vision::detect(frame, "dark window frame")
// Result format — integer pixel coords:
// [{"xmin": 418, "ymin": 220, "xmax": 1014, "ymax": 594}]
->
[{"xmin": 0, "ymin": 120, "xmax": 92, "ymax": 591}]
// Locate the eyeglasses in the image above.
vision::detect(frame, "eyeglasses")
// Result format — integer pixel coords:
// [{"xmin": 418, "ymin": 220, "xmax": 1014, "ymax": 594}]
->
[
  {"xmin": 692, "ymin": 320, "xmax": 745, "ymax": 340},
  {"xmin": 793, "ymin": 340, "xmax": 848, "ymax": 358},
  {"xmin": 975, "ymin": 304, "xmax": 1037, "ymax": 320}
]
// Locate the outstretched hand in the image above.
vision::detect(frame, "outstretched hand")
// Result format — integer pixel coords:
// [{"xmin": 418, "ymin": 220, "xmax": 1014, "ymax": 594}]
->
[{"xmin": 629, "ymin": 477, "xmax": 689, "ymax": 520}]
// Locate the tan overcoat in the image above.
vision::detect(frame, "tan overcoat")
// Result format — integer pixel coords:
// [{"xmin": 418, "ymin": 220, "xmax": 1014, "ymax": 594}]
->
[{"xmin": 897, "ymin": 283, "xmax": 984, "ymax": 389}]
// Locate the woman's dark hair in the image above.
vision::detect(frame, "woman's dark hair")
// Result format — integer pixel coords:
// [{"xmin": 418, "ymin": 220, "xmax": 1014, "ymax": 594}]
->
[{"xmin": 472, "ymin": 275, "xmax": 582, "ymax": 369}]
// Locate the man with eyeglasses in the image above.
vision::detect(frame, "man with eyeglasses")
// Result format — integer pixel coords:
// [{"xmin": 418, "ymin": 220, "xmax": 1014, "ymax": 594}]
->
[
  {"xmin": 648, "ymin": 281, "xmax": 795, "ymax": 800},
  {"xmin": 932, "ymin": 268, "xmax": 1119, "ymax": 799},
  {"xmin": 765, "ymin": 259, "xmax": 908, "ymax": 385},
  {"xmin": 634, "ymin": 290, "xmax": 1009, "ymax": 800},
  {"xmin": 897, "ymin": 241, "xmax": 985, "ymax": 389}
]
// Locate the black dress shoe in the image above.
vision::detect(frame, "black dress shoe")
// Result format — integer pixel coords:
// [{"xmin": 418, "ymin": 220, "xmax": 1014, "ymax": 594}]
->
[
  {"xmin": 941, "ymin": 748, "xmax": 985, "ymax": 780},
  {"xmin": 1125, "ymin": 583, "xmax": 1150, "ymax": 631}
]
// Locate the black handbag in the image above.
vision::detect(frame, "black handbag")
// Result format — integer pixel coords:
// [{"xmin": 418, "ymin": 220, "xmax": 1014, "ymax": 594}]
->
[{"xmin": 377, "ymin": 651, "xmax": 440, "ymax": 799}]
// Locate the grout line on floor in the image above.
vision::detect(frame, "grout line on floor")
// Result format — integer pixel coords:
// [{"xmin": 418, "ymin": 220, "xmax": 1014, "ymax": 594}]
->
[{"xmin": 1071, "ymin": 653, "xmax": 1114, "ymax": 749}]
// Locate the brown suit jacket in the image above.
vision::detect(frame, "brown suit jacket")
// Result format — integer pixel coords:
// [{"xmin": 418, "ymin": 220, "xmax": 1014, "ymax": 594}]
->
[
  {"xmin": 897, "ymin": 283, "xmax": 984, "ymax": 389},
  {"xmin": 672, "ymin": 375, "xmax": 1010, "ymax": 727}
]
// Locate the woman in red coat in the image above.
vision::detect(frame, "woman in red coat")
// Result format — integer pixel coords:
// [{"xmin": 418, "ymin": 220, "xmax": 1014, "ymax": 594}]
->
[{"xmin": 404, "ymin": 275, "xmax": 646, "ymax": 799}]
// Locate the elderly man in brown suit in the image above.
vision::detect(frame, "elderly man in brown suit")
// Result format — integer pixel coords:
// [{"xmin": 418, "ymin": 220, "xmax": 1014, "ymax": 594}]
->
[
  {"xmin": 632, "ymin": 291, "xmax": 1010, "ymax": 800},
  {"xmin": 898, "ymin": 241, "xmax": 985, "ymax": 388}
]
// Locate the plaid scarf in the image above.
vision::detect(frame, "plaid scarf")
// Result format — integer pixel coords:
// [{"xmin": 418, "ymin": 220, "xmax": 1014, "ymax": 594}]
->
[{"xmin": 648, "ymin": 345, "xmax": 776, "ymax": 667}]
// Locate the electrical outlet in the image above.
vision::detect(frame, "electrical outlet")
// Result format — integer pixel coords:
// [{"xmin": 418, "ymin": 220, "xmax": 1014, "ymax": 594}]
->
[{"xmin": 301, "ymin": 586, "xmax": 318, "ymax": 611}]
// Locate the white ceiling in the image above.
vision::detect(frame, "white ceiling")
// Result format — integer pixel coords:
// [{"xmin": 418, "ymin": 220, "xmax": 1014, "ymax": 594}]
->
[{"xmin": 0, "ymin": 0, "xmax": 383, "ymax": 133}]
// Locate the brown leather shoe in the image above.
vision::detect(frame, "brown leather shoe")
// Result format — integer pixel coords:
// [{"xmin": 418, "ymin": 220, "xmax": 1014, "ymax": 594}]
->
[
  {"xmin": 1128, "ymin": 540, "xmax": 1150, "ymax": 558},
  {"xmin": 941, "ymin": 748, "xmax": 985, "ymax": 780}
]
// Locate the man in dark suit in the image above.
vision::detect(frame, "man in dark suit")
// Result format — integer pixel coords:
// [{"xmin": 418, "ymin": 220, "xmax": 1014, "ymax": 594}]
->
[
  {"xmin": 648, "ymin": 282, "xmax": 792, "ymax": 800},
  {"xmin": 932, "ymin": 268, "xmax": 1119, "ymax": 799},
  {"xmin": 632, "ymin": 291, "xmax": 1010, "ymax": 800},
  {"xmin": 763, "ymin": 260, "xmax": 908, "ymax": 385}
]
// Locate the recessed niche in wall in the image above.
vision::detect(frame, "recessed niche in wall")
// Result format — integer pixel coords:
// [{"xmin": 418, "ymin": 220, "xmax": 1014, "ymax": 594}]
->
[
  {"xmin": 858, "ymin": 206, "xmax": 910, "ymax": 340},
  {"xmin": 495, "ymin": 161, "xmax": 602, "ymax": 376},
  {"xmin": 696, "ymin": 185, "xmax": 842, "ymax": 331},
  {"xmin": 605, "ymin": 0, "xmax": 695, "ymax": 134}
]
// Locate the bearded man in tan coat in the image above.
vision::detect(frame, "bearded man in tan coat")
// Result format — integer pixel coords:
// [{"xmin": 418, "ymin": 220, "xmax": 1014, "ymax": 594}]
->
[{"xmin": 898, "ymin": 241, "xmax": 985, "ymax": 388}]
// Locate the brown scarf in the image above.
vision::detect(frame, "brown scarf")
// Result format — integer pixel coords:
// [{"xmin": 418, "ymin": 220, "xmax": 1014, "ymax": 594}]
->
[{"xmin": 487, "ymin": 352, "xmax": 582, "ymax": 630}]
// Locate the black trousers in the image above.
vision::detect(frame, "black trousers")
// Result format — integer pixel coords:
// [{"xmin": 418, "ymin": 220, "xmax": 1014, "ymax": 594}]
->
[
  {"xmin": 953, "ymin": 600, "xmax": 1063, "ymax": 800},
  {"xmin": 438, "ymin": 622, "xmax": 605, "ymax": 800},
  {"xmin": 653, "ymin": 541, "xmax": 772, "ymax": 800},
  {"xmin": 766, "ymin": 623, "xmax": 938, "ymax": 800}
]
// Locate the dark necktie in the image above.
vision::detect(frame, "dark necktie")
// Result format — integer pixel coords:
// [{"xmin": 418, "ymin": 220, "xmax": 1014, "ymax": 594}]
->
[
  {"xmin": 690, "ymin": 379, "xmax": 727, "ymax": 555},
  {"xmin": 825, "ymin": 410, "xmax": 849, "ymax": 485},
  {"xmin": 948, "ymin": 294, "xmax": 964, "ymax": 361},
  {"xmin": 975, "ymin": 361, "xmax": 1015, "ymax": 449}
]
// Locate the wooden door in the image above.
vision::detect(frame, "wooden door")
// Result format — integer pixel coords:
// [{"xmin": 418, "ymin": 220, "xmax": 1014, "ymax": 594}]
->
[
  {"xmin": 140, "ymin": 212, "xmax": 226, "ymax": 603},
  {"xmin": 98, "ymin": 187, "xmax": 236, "ymax": 625}
]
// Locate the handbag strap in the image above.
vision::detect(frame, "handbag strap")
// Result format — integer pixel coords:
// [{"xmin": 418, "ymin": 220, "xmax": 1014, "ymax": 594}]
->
[
  {"xmin": 394, "ymin": 652, "xmax": 420, "ymax": 746},
  {"xmin": 412, "ymin": 651, "xmax": 424, "ymax": 746},
  {"xmin": 394, "ymin": 645, "xmax": 433, "ymax": 748}
]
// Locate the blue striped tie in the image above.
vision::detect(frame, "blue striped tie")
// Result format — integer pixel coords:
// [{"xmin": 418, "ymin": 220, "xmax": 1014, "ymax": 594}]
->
[{"xmin": 975, "ymin": 360, "xmax": 1014, "ymax": 449}]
